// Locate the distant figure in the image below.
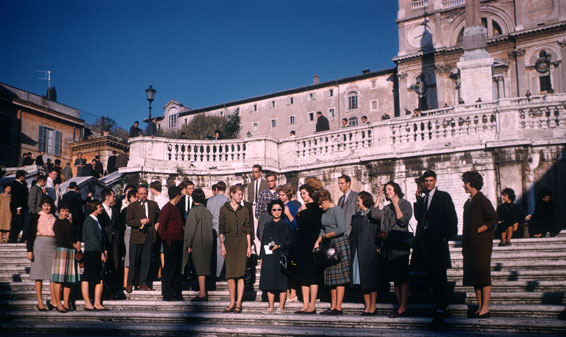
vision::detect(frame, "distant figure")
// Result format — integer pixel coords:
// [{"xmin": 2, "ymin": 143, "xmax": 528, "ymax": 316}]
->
[
  {"xmin": 289, "ymin": 130, "xmax": 296, "ymax": 137},
  {"xmin": 315, "ymin": 111, "xmax": 330, "ymax": 132},
  {"xmin": 476, "ymin": 98, "xmax": 483, "ymax": 103},
  {"xmin": 361, "ymin": 116, "xmax": 370, "ymax": 125},
  {"xmin": 214, "ymin": 130, "xmax": 221, "ymax": 140},
  {"xmin": 129, "ymin": 121, "xmax": 142, "ymax": 138},
  {"xmin": 458, "ymin": 98, "xmax": 465, "ymax": 105},
  {"xmin": 62, "ymin": 162, "xmax": 73, "ymax": 182},
  {"xmin": 74, "ymin": 153, "xmax": 87, "ymax": 177},
  {"xmin": 35, "ymin": 152, "xmax": 45, "ymax": 166},
  {"xmin": 525, "ymin": 90, "xmax": 532, "ymax": 100},
  {"xmin": 341, "ymin": 118, "xmax": 349, "ymax": 128},
  {"xmin": 413, "ymin": 109, "xmax": 421, "ymax": 117},
  {"xmin": 23, "ymin": 152, "xmax": 34, "ymax": 166},
  {"xmin": 115, "ymin": 153, "xmax": 129, "ymax": 169},
  {"xmin": 107, "ymin": 151, "xmax": 118, "ymax": 174},
  {"xmin": 145, "ymin": 118, "xmax": 159, "ymax": 137},
  {"xmin": 381, "ymin": 114, "xmax": 391, "ymax": 120},
  {"xmin": 180, "ymin": 132, "xmax": 186, "ymax": 139}
]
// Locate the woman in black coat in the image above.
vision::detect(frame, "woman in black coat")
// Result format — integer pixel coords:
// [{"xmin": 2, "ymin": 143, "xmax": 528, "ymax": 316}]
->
[
  {"xmin": 350, "ymin": 191, "xmax": 381, "ymax": 315},
  {"xmin": 462, "ymin": 171, "xmax": 498, "ymax": 318},
  {"xmin": 259, "ymin": 200, "xmax": 295, "ymax": 314},
  {"xmin": 294, "ymin": 183, "xmax": 323, "ymax": 314},
  {"xmin": 526, "ymin": 188, "xmax": 556, "ymax": 238},
  {"xmin": 496, "ymin": 188, "xmax": 521, "ymax": 246}
]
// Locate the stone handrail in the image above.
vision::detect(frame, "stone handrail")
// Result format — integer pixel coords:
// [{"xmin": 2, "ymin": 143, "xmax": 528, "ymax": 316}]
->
[
  {"xmin": 411, "ymin": 0, "xmax": 429, "ymax": 9},
  {"xmin": 127, "ymin": 94, "xmax": 566, "ymax": 175}
]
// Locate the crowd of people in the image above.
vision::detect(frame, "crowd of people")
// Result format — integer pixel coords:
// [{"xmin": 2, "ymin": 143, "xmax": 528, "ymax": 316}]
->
[{"xmin": 0, "ymin": 164, "xmax": 561, "ymax": 331}]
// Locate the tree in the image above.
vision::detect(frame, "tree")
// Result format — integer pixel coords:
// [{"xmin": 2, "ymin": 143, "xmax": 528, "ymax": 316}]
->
[
  {"xmin": 179, "ymin": 113, "xmax": 241, "ymax": 140},
  {"xmin": 223, "ymin": 111, "xmax": 241, "ymax": 139}
]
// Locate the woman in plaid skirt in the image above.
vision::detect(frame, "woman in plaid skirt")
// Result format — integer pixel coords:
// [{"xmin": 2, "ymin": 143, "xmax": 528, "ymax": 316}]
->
[
  {"xmin": 51, "ymin": 203, "xmax": 81, "ymax": 313},
  {"xmin": 314, "ymin": 189, "xmax": 351, "ymax": 316}
]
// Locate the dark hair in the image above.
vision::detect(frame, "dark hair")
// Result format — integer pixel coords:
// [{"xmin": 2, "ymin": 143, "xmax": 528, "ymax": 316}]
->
[
  {"xmin": 86, "ymin": 199, "xmax": 101, "ymax": 214},
  {"xmin": 361, "ymin": 115, "xmax": 368, "ymax": 120},
  {"xmin": 315, "ymin": 189, "xmax": 332, "ymax": 204},
  {"xmin": 316, "ymin": 111, "xmax": 322, "ymax": 115},
  {"xmin": 58, "ymin": 202, "xmax": 70, "ymax": 212},
  {"xmin": 299, "ymin": 184, "xmax": 316, "ymax": 201},
  {"xmin": 537, "ymin": 187, "xmax": 552, "ymax": 200},
  {"xmin": 48, "ymin": 168, "xmax": 57, "ymax": 174},
  {"xmin": 150, "ymin": 181, "xmax": 162, "ymax": 193},
  {"xmin": 216, "ymin": 181, "xmax": 226, "ymax": 192},
  {"xmin": 101, "ymin": 188, "xmax": 114, "ymax": 201},
  {"xmin": 54, "ymin": 159, "xmax": 61, "ymax": 165},
  {"xmin": 40, "ymin": 196, "xmax": 52, "ymax": 207},
  {"xmin": 192, "ymin": 188, "xmax": 206, "ymax": 204},
  {"xmin": 266, "ymin": 173, "xmax": 277, "ymax": 180},
  {"xmin": 185, "ymin": 180, "xmax": 195, "ymax": 187},
  {"xmin": 384, "ymin": 181, "xmax": 404, "ymax": 199},
  {"xmin": 358, "ymin": 191, "xmax": 374, "ymax": 209},
  {"xmin": 422, "ymin": 170, "xmax": 437, "ymax": 179},
  {"xmin": 134, "ymin": 121, "xmax": 139, "ymax": 124},
  {"xmin": 168, "ymin": 186, "xmax": 181, "ymax": 200},
  {"xmin": 137, "ymin": 185, "xmax": 148, "ymax": 192},
  {"xmin": 342, "ymin": 118, "xmax": 348, "ymax": 122},
  {"xmin": 127, "ymin": 190, "xmax": 137, "ymax": 201},
  {"xmin": 211, "ymin": 184, "xmax": 217, "ymax": 191},
  {"xmin": 462, "ymin": 171, "xmax": 483, "ymax": 190},
  {"xmin": 36, "ymin": 175, "xmax": 46, "ymax": 183},
  {"xmin": 15, "ymin": 170, "xmax": 26, "ymax": 179},
  {"xmin": 338, "ymin": 175, "xmax": 351, "ymax": 184},
  {"xmin": 268, "ymin": 199, "xmax": 285, "ymax": 214},
  {"xmin": 502, "ymin": 188, "xmax": 516, "ymax": 202},
  {"xmin": 68, "ymin": 182, "xmax": 79, "ymax": 190},
  {"xmin": 124, "ymin": 184, "xmax": 136, "ymax": 193},
  {"xmin": 252, "ymin": 164, "xmax": 263, "ymax": 172}
]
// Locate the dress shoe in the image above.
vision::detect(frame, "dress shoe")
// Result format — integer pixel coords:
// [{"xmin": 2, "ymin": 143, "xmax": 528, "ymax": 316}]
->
[
  {"xmin": 319, "ymin": 308, "xmax": 334, "ymax": 315},
  {"xmin": 506, "ymin": 241, "xmax": 512, "ymax": 246},
  {"xmin": 138, "ymin": 285, "xmax": 151, "ymax": 291},
  {"xmin": 388, "ymin": 310, "xmax": 408, "ymax": 318},
  {"xmin": 329, "ymin": 309, "xmax": 343, "ymax": 316},
  {"xmin": 361, "ymin": 310, "xmax": 377, "ymax": 316},
  {"xmin": 125, "ymin": 285, "xmax": 133, "ymax": 293},
  {"xmin": 192, "ymin": 295, "xmax": 208, "ymax": 302},
  {"xmin": 36, "ymin": 305, "xmax": 48, "ymax": 312},
  {"xmin": 56, "ymin": 307, "xmax": 68, "ymax": 314},
  {"xmin": 477, "ymin": 311, "xmax": 491, "ymax": 319}
]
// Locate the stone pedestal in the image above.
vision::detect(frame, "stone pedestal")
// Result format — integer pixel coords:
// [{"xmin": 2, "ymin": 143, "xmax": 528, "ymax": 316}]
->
[{"xmin": 457, "ymin": 55, "xmax": 494, "ymax": 104}]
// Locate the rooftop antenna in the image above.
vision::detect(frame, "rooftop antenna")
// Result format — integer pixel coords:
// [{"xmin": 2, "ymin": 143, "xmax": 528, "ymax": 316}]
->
[{"xmin": 36, "ymin": 70, "xmax": 51, "ymax": 90}]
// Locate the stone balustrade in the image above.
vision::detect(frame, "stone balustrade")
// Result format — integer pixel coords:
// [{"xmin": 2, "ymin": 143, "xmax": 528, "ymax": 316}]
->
[
  {"xmin": 126, "ymin": 94, "xmax": 566, "ymax": 175},
  {"xmin": 411, "ymin": 0, "xmax": 429, "ymax": 9},
  {"xmin": 441, "ymin": 0, "xmax": 465, "ymax": 9}
]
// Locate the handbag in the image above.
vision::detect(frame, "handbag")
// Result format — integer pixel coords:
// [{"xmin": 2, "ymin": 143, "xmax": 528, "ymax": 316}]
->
[
  {"xmin": 75, "ymin": 249, "xmax": 84, "ymax": 264},
  {"xmin": 384, "ymin": 229, "xmax": 414, "ymax": 251},
  {"xmin": 313, "ymin": 242, "xmax": 341, "ymax": 268}
]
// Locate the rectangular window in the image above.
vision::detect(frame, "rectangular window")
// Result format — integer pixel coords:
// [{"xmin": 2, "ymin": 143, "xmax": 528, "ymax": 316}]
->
[
  {"xmin": 309, "ymin": 93, "xmax": 315, "ymax": 100},
  {"xmin": 540, "ymin": 75, "xmax": 552, "ymax": 93},
  {"xmin": 252, "ymin": 122, "xmax": 258, "ymax": 131},
  {"xmin": 38, "ymin": 125, "xmax": 61, "ymax": 156},
  {"xmin": 329, "ymin": 89, "xmax": 334, "ymax": 97},
  {"xmin": 289, "ymin": 115, "xmax": 296, "ymax": 125},
  {"xmin": 371, "ymin": 100, "xmax": 379, "ymax": 111},
  {"xmin": 271, "ymin": 101, "xmax": 275, "ymax": 108},
  {"xmin": 290, "ymin": 97, "xmax": 294, "ymax": 104},
  {"xmin": 329, "ymin": 108, "xmax": 335, "ymax": 117},
  {"xmin": 169, "ymin": 114, "xmax": 178, "ymax": 128},
  {"xmin": 371, "ymin": 80, "xmax": 376, "ymax": 89},
  {"xmin": 308, "ymin": 112, "xmax": 315, "ymax": 121},
  {"xmin": 253, "ymin": 104, "xmax": 257, "ymax": 112},
  {"xmin": 349, "ymin": 94, "xmax": 358, "ymax": 110},
  {"xmin": 271, "ymin": 119, "xmax": 277, "ymax": 128}
]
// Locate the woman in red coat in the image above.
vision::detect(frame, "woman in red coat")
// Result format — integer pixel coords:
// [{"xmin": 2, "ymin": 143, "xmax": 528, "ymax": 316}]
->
[{"xmin": 461, "ymin": 171, "xmax": 498, "ymax": 319}]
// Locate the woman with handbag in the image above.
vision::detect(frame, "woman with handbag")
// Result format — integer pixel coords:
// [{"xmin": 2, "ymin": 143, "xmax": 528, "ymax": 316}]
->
[
  {"xmin": 26, "ymin": 197, "xmax": 58, "ymax": 311},
  {"xmin": 81, "ymin": 199, "xmax": 108, "ymax": 311},
  {"xmin": 462, "ymin": 171, "xmax": 498, "ymax": 318},
  {"xmin": 372, "ymin": 182, "xmax": 413, "ymax": 318},
  {"xmin": 350, "ymin": 191, "xmax": 381, "ymax": 315},
  {"xmin": 219, "ymin": 184, "xmax": 251, "ymax": 313},
  {"xmin": 313, "ymin": 189, "xmax": 351, "ymax": 316},
  {"xmin": 259, "ymin": 200, "xmax": 295, "ymax": 314},
  {"xmin": 51, "ymin": 202, "xmax": 81, "ymax": 312},
  {"xmin": 294, "ymin": 183, "xmax": 323, "ymax": 314}
]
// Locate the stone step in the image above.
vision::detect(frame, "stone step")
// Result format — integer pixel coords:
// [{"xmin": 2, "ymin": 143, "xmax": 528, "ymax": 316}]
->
[
  {"xmin": 0, "ymin": 310, "xmax": 565, "ymax": 336},
  {"xmin": 2, "ymin": 299, "xmax": 565, "ymax": 320}
]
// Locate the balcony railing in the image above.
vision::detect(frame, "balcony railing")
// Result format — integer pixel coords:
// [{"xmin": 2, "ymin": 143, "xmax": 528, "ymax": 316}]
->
[
  {"xmin": 126, "ymin": 94, "xmax": 566, "ymax": 175},
  {"xmin": 411, "ymin": 0, "xmax": 429, "ymax": 9},
  {"xmin": 441, "ymin": 0, "xmax": 465, "ymax": 9}
]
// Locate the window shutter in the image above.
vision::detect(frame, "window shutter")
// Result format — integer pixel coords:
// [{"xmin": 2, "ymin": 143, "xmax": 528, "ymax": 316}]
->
[
  {"xmin": 38, "ymin": 126, "xmax": 44, "ymax": 152},
  {"xmin": 55, "ymin": 130, "xmax": 62, "ymax": 156}
]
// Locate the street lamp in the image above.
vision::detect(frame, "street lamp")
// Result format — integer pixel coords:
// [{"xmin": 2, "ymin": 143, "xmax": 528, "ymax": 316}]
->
[{"xmin": 145, "ymin": 85, "xmax": 156, "ymax": 120}]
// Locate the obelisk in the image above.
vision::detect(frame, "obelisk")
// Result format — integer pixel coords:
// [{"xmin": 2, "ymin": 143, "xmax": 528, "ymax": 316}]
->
[{"xmin": 457, "ymin": 0, "xmax": 494, "ymax": 103}]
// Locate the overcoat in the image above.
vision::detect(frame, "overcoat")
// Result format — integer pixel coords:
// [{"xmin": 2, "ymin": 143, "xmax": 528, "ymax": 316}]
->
[
  {"xmin": 183, "ymin": 204, "xmax": 214, "ymax": 276},
  {"xmin": 350, "ymin": 210, "xmax": 380, "ymax": 290},
  {"xmin": 259, "ymin": 219, "xmax": 295, "ymax": 292}
]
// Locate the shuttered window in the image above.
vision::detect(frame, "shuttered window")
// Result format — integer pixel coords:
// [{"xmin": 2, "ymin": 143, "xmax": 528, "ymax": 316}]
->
[{"xmin": 38, "ymin": 125, "xmax": 61, "ymax": 156}]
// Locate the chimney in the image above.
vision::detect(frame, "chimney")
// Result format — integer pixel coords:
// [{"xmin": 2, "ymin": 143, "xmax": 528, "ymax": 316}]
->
[
  {"xmin": 313, "ymin": 74, "xmax": 320, "ymax": 84},
  {"xmin": 362, "ymin": 69, "xmax": 370, "ymax": 74}
]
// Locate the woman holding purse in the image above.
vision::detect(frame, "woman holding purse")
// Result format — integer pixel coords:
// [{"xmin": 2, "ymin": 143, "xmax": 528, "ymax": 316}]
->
[
  {"xmin": 372, "ymin": 182, "xmax": 413, "ymax": 318},
  {"xmin": 313, "ymin": 189, "xmax": 351, "ymax": 316}
]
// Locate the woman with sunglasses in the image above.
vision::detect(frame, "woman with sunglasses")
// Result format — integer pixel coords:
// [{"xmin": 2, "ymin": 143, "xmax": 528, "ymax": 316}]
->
[{"xmin": 259, "ymin": 199, "xmax": 295, "ymax": 314}]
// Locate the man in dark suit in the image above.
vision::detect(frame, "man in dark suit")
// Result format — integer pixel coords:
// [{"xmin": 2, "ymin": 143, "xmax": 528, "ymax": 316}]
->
[
  {"xmin": 337, "ymin": 175, "xmax": 358, "ymax": 237},
  {"xmin": 107, "ymin": 151, "xmax": 118, "ymax": 174},
  {"xmin": 126, "ymin": 185, "xmax": 160, "ymax": 292},
  {"xmin": 412, "ymin": 170, "xmax": 458, "ymax": 330},
  {"xmin": 61, "ymin": 182, "xmax": 84, "ymax": 241},
  {"xmin": 28, "ymin": 175, "xmax": 47, "ymax": 215},
  {"xmin": 315, "ymin": 111, "xmax": 330, "ymax": 132},
  {"xmin": 176, "ymin": 180, "xmax": 195, "ymax": 223},
  {"xmin": 35, "ymin": 151, "xmax": 45, "ymax": 166},
  {"xmin": 98, "ymin": 188, "xmax": 125, "ymax": 299},
  {"xmin": 128, "ymin": 121, "xmax": 142, "ymax": 138},
  {"xmin": 94, "ymin": 156, "xmax": 104, "ymax": 177},
  {"xmin": 9, "ymin": 170, "xmax": 28, "ymax": 243}
]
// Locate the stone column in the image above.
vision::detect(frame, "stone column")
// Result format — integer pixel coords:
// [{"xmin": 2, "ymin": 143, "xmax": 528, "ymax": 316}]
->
[{"xmin": 558, "ymin": 39, "xmax": 566, "ymax": 93}]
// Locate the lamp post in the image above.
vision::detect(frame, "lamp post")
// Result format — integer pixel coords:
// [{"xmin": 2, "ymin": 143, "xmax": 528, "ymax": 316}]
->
[{"xmin": 145, "ymin": 85, "xmax": 156, "ymax": 120}]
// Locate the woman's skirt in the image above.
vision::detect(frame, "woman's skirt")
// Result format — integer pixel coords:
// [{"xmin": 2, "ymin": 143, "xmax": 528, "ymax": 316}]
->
[
  {"xmin": 324, "ymin": 236, "xmax": 351, "ymax": 286},
  {"xmin": 224, "ymin": 236, "xmax": 247, "ymax": 279},
  {"xmin": 82, "ymin": 251, "xmax": 103, "ymax": 283},
  {"xmin": 51, "ymin": 247, "xmax": 80, "ymax": 283},
  {"xmin": 384, "ymin": 254, "xmax": 409, "ymax": 284},
  {"xmin": 29, "ymin": 236, "xmax": 57, "ymax": 280}
]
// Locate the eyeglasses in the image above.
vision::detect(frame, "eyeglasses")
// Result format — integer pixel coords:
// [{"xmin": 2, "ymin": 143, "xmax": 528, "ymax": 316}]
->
[{"xmin": 271, "ymin": 208, "xmax": 283, "ymax": 211}]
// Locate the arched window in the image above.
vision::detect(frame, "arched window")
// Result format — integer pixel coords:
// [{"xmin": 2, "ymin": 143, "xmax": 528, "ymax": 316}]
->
[
  {"xmin": 457, "ymin": 18, "xmax": 505, "ymax": 44},
  {"xmin": 348, "ymin": 92, "xmax": 358, "ymax": 110}
]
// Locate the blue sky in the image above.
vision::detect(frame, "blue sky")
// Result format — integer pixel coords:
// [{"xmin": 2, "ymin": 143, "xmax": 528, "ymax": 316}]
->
[{"xmin": 0, "ymin": 0, "xmax": 399, "ymax": 128}]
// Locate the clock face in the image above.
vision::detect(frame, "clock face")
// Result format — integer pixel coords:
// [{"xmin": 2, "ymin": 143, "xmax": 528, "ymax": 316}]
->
[{"xmin": 408, "ymin": 24, "xmax": 433, "ymax": 49}]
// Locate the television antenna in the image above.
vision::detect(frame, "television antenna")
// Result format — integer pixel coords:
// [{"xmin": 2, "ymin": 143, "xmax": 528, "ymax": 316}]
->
[{"xmin": 36, "ymin": 70, "xmax": 51, "ymax": 90}]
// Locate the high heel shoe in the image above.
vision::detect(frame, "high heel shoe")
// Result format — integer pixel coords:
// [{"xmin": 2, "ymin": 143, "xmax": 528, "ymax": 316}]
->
[
  {"xmin": 36, "ymin": 305, "xmax": 47, "ymax": 312},
  {"xmin": 56, "ymin": 307, "xmax": 68, "ymax": 313},
  {"xmin": 47, "ymin": 303, "xmax": 55, "ymax": 311}
]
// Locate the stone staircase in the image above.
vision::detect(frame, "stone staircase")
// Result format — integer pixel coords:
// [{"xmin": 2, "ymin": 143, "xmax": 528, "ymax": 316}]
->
[{"xmin": 0, "ymin": 234, "xmax": 565, "ymax": 336}]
